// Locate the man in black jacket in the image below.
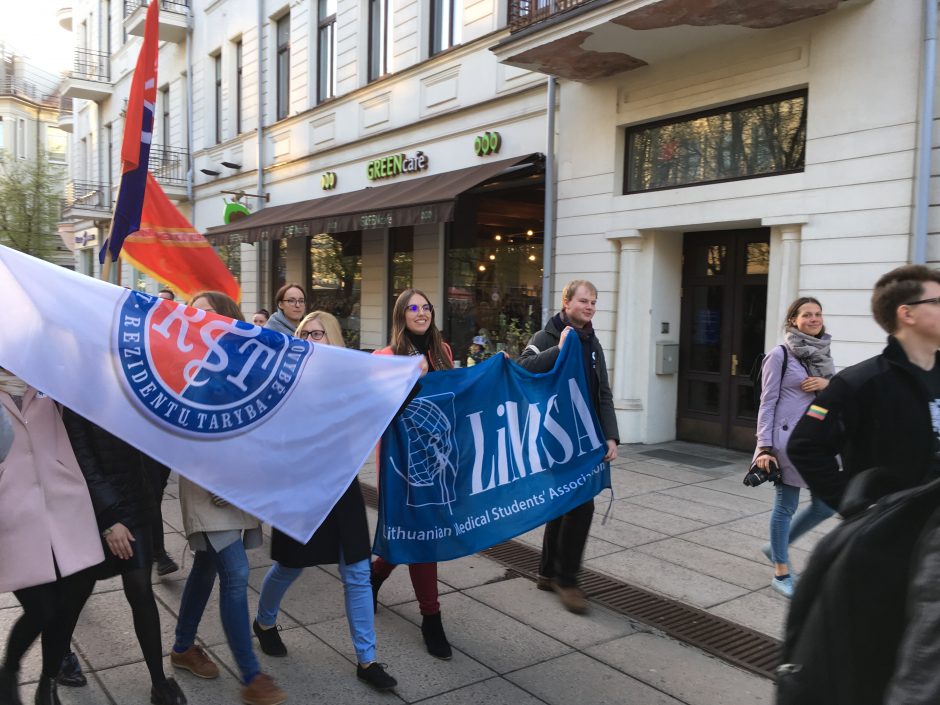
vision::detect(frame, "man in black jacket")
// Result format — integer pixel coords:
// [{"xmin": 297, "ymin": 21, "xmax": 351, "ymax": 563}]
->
[
  {"xmin": 788, "ymin": 264, "xmax": 940, "ymax": 511},
  {"xmin": 516, "ymin": 280, "xmax": 619, "ymax": 614}
]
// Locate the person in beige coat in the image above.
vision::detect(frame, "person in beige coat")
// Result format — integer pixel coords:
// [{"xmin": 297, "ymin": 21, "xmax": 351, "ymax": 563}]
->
[
  {"xmin": 167, "ymin": 291, "xmax": 286, "ymax": 705},
  {"xmin": 0, "ymin": 372, "xmax": 103, "ymax": 705}
]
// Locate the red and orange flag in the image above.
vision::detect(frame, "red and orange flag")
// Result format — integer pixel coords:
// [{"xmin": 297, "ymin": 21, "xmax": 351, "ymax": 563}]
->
[{"xmin": 122, "ymin": 173, "xmax": 241, "ymax": 303}]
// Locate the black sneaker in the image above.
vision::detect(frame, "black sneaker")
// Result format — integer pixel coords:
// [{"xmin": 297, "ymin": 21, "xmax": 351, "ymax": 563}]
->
[
  {"xmin": 252, "ymin": 619, "xmax": 287, "ymax": 657},
  {"xmin": 56, "ymin": 651, "xmax": 86, "ymax": 687},
  {"xmin": 356, "ymin": 662, "xmax": 397, "ymax": 691},
  {"xmin": 420, "ymin": 612, "xmax": 452, "ymax": 660},
  {"xmin": 155, "ymin": 555, "xmax": 179, "ymax": 576},
  {"xmin": 150, "ymin": 677, "xmax": 187, "ymax": 705}
]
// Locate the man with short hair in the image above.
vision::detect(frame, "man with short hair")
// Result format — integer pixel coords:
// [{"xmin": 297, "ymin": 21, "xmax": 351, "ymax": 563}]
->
[
  {"xmin": 516, "ymin": 280, "xmax": 619, "ymax": 614},
  {"xmin": 789, "ymin": 264, "xmax": 940, "ymax": 510},
  {"xmin": 157, "ymin": 288, "xmax": 175, "ymax": 301}
]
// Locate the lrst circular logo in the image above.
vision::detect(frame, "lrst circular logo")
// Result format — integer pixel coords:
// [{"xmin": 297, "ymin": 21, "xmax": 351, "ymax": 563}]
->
[{"xmin": 114, "ymin": 291, "xmax": 311, "ymax": 437}]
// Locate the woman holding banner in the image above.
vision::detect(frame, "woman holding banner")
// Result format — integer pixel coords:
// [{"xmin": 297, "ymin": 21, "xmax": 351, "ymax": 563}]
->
[
  {"xmin": 0, "ymin": 373, "xmax": 103, "ymax": 705},
  {"xmin": 168, "ymin": 291, "xmax": 286, "ymax": 705},
  {"xmin": 252, "ymin": 311, "xmax": 397, "ymax": 691},
  {"xmin": 370, "ymin": 289, "xmax": 454, "ymax": 660}
]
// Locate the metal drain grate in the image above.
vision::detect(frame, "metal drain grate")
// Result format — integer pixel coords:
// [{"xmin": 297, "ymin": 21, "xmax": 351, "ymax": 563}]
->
[{"xmin": 360, "ymin": 482, "xmax": 780, "ymax": 679}]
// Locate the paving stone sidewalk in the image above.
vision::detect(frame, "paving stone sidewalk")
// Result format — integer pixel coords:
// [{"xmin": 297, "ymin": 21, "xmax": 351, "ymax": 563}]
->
[{"xmin": 1, "ymin": 440, "xmax": 817, "ymax": 705}]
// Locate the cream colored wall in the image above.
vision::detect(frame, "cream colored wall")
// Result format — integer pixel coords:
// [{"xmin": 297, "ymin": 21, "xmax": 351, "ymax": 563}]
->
[{"xmin": 553, "ymin": 0, "xmax": 928, "ymax": 442}]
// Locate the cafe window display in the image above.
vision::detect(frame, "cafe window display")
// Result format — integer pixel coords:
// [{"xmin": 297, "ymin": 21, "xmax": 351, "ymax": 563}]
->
[
  {"xmin": 308, "ymin": 232, "xmax": 363, "ymax": 349},
  {"xmin": 445, "ymin": 215, "xmax": 543, "ymax": 367}
]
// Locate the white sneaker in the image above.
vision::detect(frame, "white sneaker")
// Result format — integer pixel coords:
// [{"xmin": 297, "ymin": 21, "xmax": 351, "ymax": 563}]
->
[{"xmin": 771, "ymin": 575, "xmax": 795, "ymax": 598}]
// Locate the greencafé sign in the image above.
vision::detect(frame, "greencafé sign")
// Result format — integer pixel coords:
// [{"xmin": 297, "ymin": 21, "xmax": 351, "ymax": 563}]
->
[
  {"xmin": 367, "ymin": 151, "xmax": 429, "ymax": 181},
  {"xmin": 474, "ymin": 131, "xmax": 501, "ymax": 156}
]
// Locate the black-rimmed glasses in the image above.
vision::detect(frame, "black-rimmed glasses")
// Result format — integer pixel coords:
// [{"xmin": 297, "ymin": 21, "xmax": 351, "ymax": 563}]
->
[
  {"xmin": 299, "ymin": 329, "xmax": 326, "ymax": 341},
  {"xmin": 282, "ymin": 298, "xmax": 306, "ymax": 306},
  {"xmin": 904, "ymin": 297, "xmax": 940, "ymax": 306}
]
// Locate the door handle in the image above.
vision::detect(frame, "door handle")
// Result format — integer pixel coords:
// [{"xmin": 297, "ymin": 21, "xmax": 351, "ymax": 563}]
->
[{"xmin": 731, "ymin": 354, "xmax": 738, "ymax": 376}]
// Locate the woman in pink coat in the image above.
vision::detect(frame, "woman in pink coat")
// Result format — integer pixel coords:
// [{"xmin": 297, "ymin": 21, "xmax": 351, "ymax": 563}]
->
[{"xmin": 0, "ymin": 371, "xmax": 104, "ymax": 705}]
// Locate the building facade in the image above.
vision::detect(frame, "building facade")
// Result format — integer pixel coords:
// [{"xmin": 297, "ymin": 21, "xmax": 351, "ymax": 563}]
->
[
  {"xmin": 57, "ymin": 0, "xmax": 940, "ymax": 449},
  {"xmin": 0, "ymin": 43, "xmax": 73, "ymax": 267}
]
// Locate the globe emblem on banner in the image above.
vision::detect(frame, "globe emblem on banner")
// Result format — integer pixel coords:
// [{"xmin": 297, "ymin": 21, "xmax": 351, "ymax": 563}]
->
[
  {"xmin": 113, "ymin": 291, "xmax": 311, "ymax": 437},
  {"xmin": 389, "ymin": 393, "xmax": 459, "ymax": 510}
]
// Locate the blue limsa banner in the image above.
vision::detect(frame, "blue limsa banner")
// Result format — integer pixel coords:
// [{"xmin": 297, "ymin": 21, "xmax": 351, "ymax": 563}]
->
[{"xmin": 374, "ymin": 340, "xmax": 611, "ymax": 564}]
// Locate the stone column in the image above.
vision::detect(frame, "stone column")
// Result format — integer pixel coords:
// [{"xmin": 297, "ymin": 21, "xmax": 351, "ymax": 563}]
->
[
  {"xmin": 609, "ymin": 232, "xmax": 645, "ymax": 409},
  {"xmin": 763, "ymin": 216, "xmax": 807, "ymax": 351}
]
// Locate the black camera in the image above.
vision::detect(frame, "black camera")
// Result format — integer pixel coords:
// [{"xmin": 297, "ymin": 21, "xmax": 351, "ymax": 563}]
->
[{"xmin": 743, "ymin": 457, "xmax": 782, "ymax": 487}]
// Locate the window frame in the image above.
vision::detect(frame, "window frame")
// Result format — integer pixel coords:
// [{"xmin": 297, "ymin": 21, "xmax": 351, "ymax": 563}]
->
[
  {"xmin": 276, "ymin": 13, "xmax": 291, "ymax": 121},
  {"xmin": 429, "ymin": 0, "xmax": 460, "ymax": 57},
  {"xmin": 235, "ymin": 40, "xmax": 243, "ymax": 134},
  {"xmin": 622, "ymin": 89, "xmax": 808, "ymax": 195},
  {"xmin": 367, "ymin": 0, "xmax": 390, "ymax": 81},
  {"xmin": 317, "ymin": 0, "xmax": 336, "ymax": 102},
  {"xmin": 213, "ymin": 52, "xmax": 223, "ymax": 143}
]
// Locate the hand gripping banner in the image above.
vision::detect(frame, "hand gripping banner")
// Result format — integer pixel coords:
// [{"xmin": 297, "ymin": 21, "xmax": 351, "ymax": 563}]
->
[{"xmin": 374, "ymin": 340, "xmax": 611, "ymax": 564}]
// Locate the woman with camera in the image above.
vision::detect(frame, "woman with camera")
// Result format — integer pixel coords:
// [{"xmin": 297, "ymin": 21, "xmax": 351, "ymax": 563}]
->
[{"xmin": 753, "ymin": 297, "xmax": 836, "ymax": 598}]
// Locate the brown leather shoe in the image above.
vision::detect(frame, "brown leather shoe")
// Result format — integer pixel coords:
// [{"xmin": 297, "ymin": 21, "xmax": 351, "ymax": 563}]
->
[
  {"xmin": 552, "ymin": 582, "xmax": 589, "ymax": 614},
  {"xmin": 535, "ymin": 575, "xmax": 553, "ymax": 592},
  {"xmin": 241, "ymin": 673, "xmax": 286, "ymax": 705},
  {"xmin": 170, "ymin": 645, "xmax": 219, "ymax": 679}
]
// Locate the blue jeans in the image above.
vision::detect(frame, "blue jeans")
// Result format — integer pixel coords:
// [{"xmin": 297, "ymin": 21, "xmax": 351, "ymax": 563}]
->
[
  {"xmin": 769, "ymin": 483, "xmax": 836, "ymax": 566},
  {"xmin": 256, "ymin": 552, "xmax": 376, "ymax": 663},
  {"xmin": 173, "ymin": 541, "xmax": 259, "ymax": 684}
]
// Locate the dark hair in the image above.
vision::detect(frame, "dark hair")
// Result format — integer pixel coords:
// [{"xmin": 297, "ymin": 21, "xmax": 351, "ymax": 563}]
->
[
  {"xmin": 157, "ymin": 288, "xmax": 175, "ymax": 300},
  {"xmin": 389, "ymin": 288, "xmax": 453, "ymax": 370},
  {"xmin": 188, "ymin": 291, "xmax": 244, "ymax": 322},
  {"xmin": 255, "ymin": 308, "xmax": 270, "ymax": 318},
  {"xmin": 784, "ymin": 297, "xmax": 825, "ymax": 336},
  {"xmin": 274, "ymin": 283, "xmax": 306, "ymax": 304},
  {"xmin": 871, "ymin": 265, "xmax": 940, "ymax": 333}
]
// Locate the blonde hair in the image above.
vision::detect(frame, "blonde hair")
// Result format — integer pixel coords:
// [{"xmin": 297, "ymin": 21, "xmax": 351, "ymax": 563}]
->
[
  {"xmin": 561, "ymin": 280, "xmax": 597, "ymax": 306},
  {"xmin": 295, "ymin": 311, "xmax": 345, "ymax": 348}
]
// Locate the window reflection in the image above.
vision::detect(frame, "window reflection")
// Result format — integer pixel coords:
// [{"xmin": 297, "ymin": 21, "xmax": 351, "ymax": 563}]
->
[{"xmin": 308, "ymin": 232, "xmax": 362, "ymax": 348}]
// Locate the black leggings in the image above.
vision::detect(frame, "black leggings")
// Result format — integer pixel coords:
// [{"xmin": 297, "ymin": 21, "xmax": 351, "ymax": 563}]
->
[
  {"xmin": 5, "ymin": 568, "xmax": 96, "ymax": 678},
  {"xmin": 115, "ymin": 566, "xmax": 166, "ymax": 685},
  {"xmin": 120, "ymin": 566, "xmax": 167, "ymax": 686}
]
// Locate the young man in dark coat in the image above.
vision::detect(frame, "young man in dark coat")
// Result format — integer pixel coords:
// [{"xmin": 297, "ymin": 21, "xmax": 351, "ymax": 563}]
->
[
  {"xmin": 516, "ymin": 279, "xmax": 620, "ymax": 614},
  {"xmin": 788, "ymin": 264, "xmax": 940, "ymax": 510}
]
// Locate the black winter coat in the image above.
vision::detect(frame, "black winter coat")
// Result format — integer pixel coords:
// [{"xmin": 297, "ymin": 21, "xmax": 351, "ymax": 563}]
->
[
  {"xmin": 884, "ymin": 508, "xmax": 940, "ymax": 704},
  {"xmin": 62, "ymin": 409, "xmax": 157, "ymax": 531},
  {"xmin": 787, "ymin": 336, "xmax": 940, "ymax": 511},
  {"xmin": 516, "ymin": 315, "xmax": 620, "ymax": 444},
  {"xmin": 271, "ymin": 477, "xmax": 370, "ymax": 567}
]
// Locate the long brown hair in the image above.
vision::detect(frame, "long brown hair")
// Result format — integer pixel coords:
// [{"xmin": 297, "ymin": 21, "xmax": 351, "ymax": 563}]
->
[
  {"xmin": 188, "ymin": 291, "xmax": 245, "ymax": 322},
  {"xmin": 784, "ymin": 296, "xmax": 825, "ymax": 336},
  {"xmin": 389, "ymin": 288, "xmax": 452, "ymax": 370}
]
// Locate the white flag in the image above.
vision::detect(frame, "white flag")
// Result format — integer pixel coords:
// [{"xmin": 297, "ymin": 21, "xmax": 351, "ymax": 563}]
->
[{"xmin": 0, "ymin": 245, "xmax": 421, "ymax": 542}]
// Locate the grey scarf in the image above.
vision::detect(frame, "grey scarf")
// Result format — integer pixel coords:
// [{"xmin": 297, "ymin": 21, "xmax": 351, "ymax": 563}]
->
[{"xmin": 785, "ymin": 328, "xmax": 835, "ymax": 378}]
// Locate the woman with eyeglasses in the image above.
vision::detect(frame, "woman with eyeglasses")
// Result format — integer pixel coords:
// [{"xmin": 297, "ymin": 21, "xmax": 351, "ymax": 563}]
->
[
  {"xmin": 265, "ymin": 283, "xmax": 307, "ymax": 336},
  {"xmin": 752, "ymin": 296, "xmax": 836, "ymax": 599},
  {"xmin": 370, "ymin": 288, "xmax": 454, "ymax": 660},
  {"xmin": 252, "ymin": 311, "xmax": 398, "ymax": 691},
  {"xmin": 168, "ymin": 291, "xmax": 286, "ymax": 705}
]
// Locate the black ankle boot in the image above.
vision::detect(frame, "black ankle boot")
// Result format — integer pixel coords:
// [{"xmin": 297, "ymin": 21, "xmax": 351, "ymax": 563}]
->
[
  {"xmin": 0, "ymin": 665, "xmax": 23, "ymax": 705},
  {"xmin": 420, "ymin": 612, "xmax": 452, "ymax": 660},
  {"xmin": 370, "ymin": 570, "xmax": 386, "ymax": 614},
  {"xmin": 34, "ymin": 676, "xmax": 60, "ymax": 705}
]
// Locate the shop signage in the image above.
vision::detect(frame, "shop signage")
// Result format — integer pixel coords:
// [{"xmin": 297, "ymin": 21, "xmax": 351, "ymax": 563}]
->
[
  {"xmin": 367, "ymin": 151, "xmax": 429, "ymax": 181},
  {"xmin": 321, "ymin": 171, "xmax": 337, "ymax": 190},
  {"xmin": 474, "ymin": 131, "xmax": 501, "ymax": 156}
]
